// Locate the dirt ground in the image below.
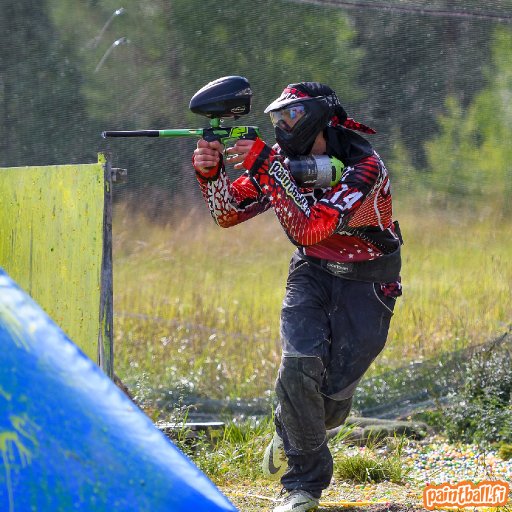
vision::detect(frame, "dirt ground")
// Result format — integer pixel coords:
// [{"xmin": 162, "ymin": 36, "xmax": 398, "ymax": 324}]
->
[{"xmin": 220, "ymin": 481, "xmax": 429, "ymax": 512}]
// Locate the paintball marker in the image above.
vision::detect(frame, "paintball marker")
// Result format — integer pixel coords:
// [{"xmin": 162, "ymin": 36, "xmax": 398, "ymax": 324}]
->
[
  {"xmin": 102, "ymin": 76, "xmax": 260, "ymax": 145},
  {"xmin": 102, "ymin": 75, "xmax": 343, "ymax": 188}
]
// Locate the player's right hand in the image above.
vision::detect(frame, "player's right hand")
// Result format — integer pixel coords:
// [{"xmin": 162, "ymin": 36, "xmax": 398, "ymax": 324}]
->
[{"xmin": 192, "ymin": 139, "xmax": 224, "ymax": 175}]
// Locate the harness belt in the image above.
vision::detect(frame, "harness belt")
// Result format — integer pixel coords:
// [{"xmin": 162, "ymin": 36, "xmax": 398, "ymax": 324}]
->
[{"xmin": 298, "ymin": 245, "xmax": 401, "ymax": 283}]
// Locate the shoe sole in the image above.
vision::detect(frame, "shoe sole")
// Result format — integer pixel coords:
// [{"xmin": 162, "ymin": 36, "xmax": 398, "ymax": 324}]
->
[{"xmin": 262, "ymin": 435, "xmax": 287, "ymax": 480}]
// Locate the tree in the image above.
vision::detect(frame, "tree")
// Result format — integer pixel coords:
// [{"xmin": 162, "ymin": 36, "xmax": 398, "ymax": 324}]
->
[
  {"xmin": 349, "ymin": 1, "xmax": 496, "ymax": 169},
  {"xmin": 0, "ymin": 0, "xmax": 90, "ymax": 166},
  {"xmin": 424, "ymin": 27, "xmax": 512, "ymax": 213}
]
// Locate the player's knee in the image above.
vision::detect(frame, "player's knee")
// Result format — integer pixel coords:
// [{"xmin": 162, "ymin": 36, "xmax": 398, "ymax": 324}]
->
[{"xmin": 277, "ymin": 355, "xmax": 324, "ymax": 396}]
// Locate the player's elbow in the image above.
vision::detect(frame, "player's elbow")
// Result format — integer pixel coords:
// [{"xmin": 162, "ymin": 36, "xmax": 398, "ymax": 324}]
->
[{"xmin": 213, "ymin": 214, "xmax": 239, "ymax": 229}]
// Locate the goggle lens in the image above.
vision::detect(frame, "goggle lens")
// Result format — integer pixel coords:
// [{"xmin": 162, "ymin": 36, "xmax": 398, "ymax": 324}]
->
[{"xmin": 269, "ymin": 104, "xmax": 306, "ymax": 132}]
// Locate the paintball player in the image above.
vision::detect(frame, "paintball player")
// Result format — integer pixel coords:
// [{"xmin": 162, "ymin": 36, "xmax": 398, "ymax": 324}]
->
[{"xmin": 192, "ymin": 82, "xmax": 403, "ymax": 512}]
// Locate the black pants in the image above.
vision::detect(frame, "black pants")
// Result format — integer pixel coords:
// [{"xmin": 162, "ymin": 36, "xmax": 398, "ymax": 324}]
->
[{"xmin": 274, "ymin": 252, "xmax": 397, "ymax": 497}]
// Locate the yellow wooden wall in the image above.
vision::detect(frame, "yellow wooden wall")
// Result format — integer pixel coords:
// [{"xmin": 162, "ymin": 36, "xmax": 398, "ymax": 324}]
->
[{"xmin": 0, "ymin": 160, "xmax": 105, "ymax": 361}]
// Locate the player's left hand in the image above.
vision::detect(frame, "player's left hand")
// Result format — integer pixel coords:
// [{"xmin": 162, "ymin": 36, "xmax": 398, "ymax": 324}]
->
[{"xmin": 225, "ymin": 139, "xmax": 255, "ymax": 170}]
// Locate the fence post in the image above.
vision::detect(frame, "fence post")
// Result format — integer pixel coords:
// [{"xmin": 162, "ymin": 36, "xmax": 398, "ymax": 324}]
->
[{"xmin": 98, "ymin": 152, "xmax": 114, "ymax": 379}]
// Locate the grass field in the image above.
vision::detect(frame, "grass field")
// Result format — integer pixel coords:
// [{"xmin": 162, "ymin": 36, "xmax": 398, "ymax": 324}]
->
[{"xmin": 112, "ymin": 198, "xmax": 512, "ymax": 410}]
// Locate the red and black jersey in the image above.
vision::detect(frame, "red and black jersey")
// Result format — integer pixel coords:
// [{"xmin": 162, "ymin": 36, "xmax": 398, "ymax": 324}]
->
[{"xmin": 195, "ymin": 137, "xmax": 401, "ymax": 265}]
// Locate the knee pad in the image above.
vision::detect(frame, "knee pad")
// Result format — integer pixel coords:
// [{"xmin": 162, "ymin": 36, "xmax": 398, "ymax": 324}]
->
[
  {"xmin": 275, "ymin": 356, "xmax": 326, "ymax": 452},
  {"xmin": 277, "ymin": 356, "xmax": 324, "ymax": 395}
]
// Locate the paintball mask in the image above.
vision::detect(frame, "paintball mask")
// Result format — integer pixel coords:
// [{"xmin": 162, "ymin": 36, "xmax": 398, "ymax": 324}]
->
[
  {"xmin": 265, "ymin": 82, "xmax": 346, "ymax": 157},
  {"xmin": 265, "ymin": 96, "xmax": 332, "ymax": 157}
]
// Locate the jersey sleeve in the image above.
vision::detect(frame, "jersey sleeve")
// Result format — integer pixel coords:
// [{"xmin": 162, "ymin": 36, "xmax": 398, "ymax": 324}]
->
[
  {"xmin": 194, "ymin": 157, "xmax": 271, "ymax": 228},
  {"xmin": 242, "ymin": 138, "xmax": 380, "ymax": 246}
]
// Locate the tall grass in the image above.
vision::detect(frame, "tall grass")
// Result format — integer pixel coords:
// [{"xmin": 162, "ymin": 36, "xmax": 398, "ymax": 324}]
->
[
  {"xmin": 176, "ymin": 418, "xmax": 276, "ymax": 484},
  {"xmin": 392, "ymin": 197, "xmax": 512, "ymax": 364},
  {"xmin": 113, "ymin": 199, "xmax": 512, "ymax": 405}
]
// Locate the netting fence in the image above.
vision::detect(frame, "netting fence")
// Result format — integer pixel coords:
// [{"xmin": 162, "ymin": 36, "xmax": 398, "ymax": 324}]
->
[{"xmin": 2, "ymin": 0, "xmax": 511, "ymax": 422}]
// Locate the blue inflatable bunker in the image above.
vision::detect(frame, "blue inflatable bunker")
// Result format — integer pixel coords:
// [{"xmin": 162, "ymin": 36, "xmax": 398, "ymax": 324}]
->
[{"xmin": 0, "ymin": 269, "xmax": 237, "ymax": 512}]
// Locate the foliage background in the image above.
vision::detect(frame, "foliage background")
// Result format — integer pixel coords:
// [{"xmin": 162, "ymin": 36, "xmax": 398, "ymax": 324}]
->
[{"xmin": 2, "ymin": 0, "xmax": 511, "ymax": 211}]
